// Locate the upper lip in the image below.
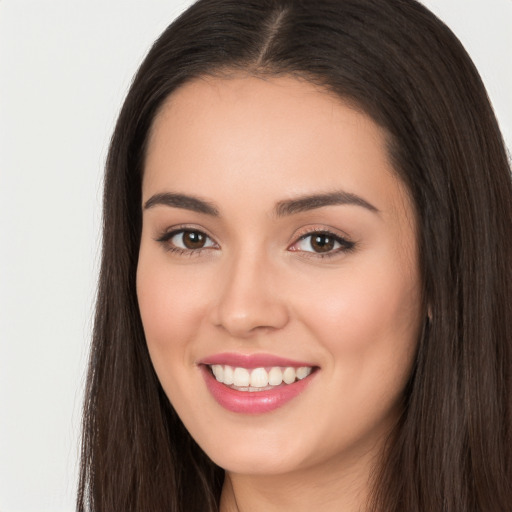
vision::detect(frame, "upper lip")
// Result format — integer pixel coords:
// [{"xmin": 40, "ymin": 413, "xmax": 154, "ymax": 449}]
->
[{"xmin": 198, "ymin": 352, "xmax": 316, "ymax": 369}]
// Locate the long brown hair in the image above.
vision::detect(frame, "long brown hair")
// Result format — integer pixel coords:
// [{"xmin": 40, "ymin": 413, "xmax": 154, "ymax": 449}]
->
[{"xmin": 78, "ymin": 1, "xmax": 512, "ymax": 510}]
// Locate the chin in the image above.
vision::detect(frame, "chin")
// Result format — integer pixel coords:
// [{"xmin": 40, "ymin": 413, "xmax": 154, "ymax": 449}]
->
[{"xmin": 208, "ymin": 445, "xmax": 306, "ymax": 476}]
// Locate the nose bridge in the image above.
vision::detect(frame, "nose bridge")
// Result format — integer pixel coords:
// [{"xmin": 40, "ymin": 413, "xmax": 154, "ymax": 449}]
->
[{"xmin": 211, "ymin": 245, "xmax": 289, "ymax": 337}]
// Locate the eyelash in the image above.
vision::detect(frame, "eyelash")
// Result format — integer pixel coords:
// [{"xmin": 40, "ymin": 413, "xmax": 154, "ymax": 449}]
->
[
  {"xmin": 156, "ymin": 227, "xmax": 217, "ymax": 256},
  {"xmin": 291, "ymin": 229, "xmax": 356, "ymax": 258},
  {"xmin": 155, "ymin": 227, "xmax": 356, "ymax": 258}
]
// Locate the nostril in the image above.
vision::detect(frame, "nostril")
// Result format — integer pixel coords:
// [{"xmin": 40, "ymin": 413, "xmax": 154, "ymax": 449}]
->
[{"xmin": 211, "ymin": 297, "xmax": 289, "ymax": 338}]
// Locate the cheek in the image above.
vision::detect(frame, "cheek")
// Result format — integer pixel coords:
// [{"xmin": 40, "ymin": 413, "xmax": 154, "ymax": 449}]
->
[
  {"xmin": 136, "ymin": 256, "xmax": 215, "ymax": 424},
  {"xmin": 136, "ymin": 254, "xmax": 226, "ymax": 443},
  {"xmin": 291, "ymin": 262, "xmax": 421, "ymax": 443},
  {"xmin": 136, "ymin": 253, "xmax": 210, "ymax": 365},
  {"xmin": 294, "ymin": 259, "xmax": 421, "ymax": 382}
]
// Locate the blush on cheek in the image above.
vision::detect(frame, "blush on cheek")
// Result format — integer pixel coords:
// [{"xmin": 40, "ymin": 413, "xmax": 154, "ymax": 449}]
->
[
  {"xmin": 137, "ymin": 265, "xmax": 210, "ymax": 358},
  {"xmin": 301, "ymin": 267, "xmax": 421, "ymax": 366}
]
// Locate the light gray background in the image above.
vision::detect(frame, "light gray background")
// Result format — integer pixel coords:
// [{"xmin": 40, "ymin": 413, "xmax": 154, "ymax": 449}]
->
[{"xmin": 0, "ymin": 1, "xmax": 510, "ymax": 511}]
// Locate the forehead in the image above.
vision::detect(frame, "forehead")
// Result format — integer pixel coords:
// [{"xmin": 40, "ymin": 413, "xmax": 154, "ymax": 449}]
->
[{"xmin": 143, "ymin": 75, "xmax": 411, "ymax": 222}]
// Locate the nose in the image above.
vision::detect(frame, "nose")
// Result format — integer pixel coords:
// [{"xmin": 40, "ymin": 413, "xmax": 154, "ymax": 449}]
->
[{"xmin": 209, "ymin": 251, "xmax": 290, "ymax": 338}]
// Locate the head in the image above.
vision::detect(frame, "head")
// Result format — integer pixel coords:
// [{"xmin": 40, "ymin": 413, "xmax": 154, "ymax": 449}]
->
[
  {"xmin": 79, "ymin": 1, "xmax": 512, "ymax": 511},
  {"xmin": 137, "ymin": 73, "xmax": 423, "ymax": 492}
]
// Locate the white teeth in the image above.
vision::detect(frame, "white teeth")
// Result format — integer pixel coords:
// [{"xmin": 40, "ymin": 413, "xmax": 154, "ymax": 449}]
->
[
  {"xmin": 223, "ymin": 365, "xmax": 234, "ymax": 385},
  {"xmin": 283, "ymin": 367, "xmax": 296, "ymax": 384},
  {"xmin": 209, "ymin": 364, "xmax": 314, "ymax": 390},
  {"xmin": 296, "ymin": 366, "xmax": 312, "ymax": 380},
  {"xmin": 211, "ymin": 364, "xmax": 223, "ymax": 381},
  {"xmin": 250, "ymin": 367, "xmax": 269, "ymax": 388},
  {"xmin": 233, "ymin": 367, "xmax": 250, "ymax": 387},
  {"xmin": 268, "ymin": 366, "xmax": 283, "ymax": 386}
]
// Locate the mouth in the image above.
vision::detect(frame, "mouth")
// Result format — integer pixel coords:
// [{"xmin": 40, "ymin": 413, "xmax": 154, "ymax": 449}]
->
[
  {"xmin": 199, "ymin": 354, "xmax": 318, "ymax": 414},
  {"xmin": 208, "ymin": 364, "xmax": 313, "ymax": 391}
]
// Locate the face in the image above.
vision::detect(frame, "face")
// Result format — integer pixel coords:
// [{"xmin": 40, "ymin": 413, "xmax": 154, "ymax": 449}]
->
[{"xmin": 137, "ymin": 75, "xmax": 422, "ymax": 478}]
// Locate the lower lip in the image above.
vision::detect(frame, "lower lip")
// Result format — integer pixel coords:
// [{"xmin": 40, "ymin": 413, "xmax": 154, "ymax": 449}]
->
[{"xmin": 200, "ymin": 365, "xmax": 316, "ymax": 414}]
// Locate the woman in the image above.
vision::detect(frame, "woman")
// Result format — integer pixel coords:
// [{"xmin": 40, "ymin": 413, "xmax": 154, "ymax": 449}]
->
[{"xmin": 78, "ymin": 0, "xmax": 512, "ymax": 510}]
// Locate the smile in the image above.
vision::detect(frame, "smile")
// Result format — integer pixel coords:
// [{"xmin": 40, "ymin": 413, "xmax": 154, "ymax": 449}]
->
[
  {"xmin": 199, "ymin": 354, "xmax": 318, "ymax": 414},
  {"xmin": 209, "ymin": 364, "xmax": 313, "ymax": 391}
]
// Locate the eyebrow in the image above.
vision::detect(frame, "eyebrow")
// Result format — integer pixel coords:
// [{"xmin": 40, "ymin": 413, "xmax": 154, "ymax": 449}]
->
[
  {"xmin": 274, "ymin": 191, "xmax": 379, "ymax": 217},
  {"xmin": 144, "ymin": 192, "xmax": 219, "ymax": 216},
  {"xmin": 143, "ymin": 189, "xmax": 379, "ymax": 217}
]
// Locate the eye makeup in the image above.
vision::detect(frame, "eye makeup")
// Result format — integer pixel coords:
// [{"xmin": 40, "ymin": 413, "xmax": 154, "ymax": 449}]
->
[
  {"xmin": 155, "ymin": 226, "xmax": 218, "ymax": 256},
  {"xmin": 288, "ymin": 229, "xmax": 355, "ymax": 258},
  {"xmin": 155, "ymin": 224, "xmax": 356, "ymax": 259}
]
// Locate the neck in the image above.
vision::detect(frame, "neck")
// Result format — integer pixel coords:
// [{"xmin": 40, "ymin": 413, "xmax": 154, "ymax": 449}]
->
[{"xmin": 219, "ymin": 450, "xmax": 377, "ymax": 512}]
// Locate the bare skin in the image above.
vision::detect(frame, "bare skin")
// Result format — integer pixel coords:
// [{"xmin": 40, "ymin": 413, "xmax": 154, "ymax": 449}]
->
[{"xmin": 137, "ymin": 75, "xmax": 422, "ymax": 511}]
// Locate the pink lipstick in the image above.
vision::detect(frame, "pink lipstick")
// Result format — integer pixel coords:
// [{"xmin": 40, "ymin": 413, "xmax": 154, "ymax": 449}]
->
[{"xmin": 199, "ymin": 353, "xmax": 317, "ymax": 414}]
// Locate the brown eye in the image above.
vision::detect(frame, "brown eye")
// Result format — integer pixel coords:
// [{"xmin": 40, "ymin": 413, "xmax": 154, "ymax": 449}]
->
[
  {"xmin": 310, "ymin": 234, "xmax": 335, "ymax": 253},
  {"xmin": 181, "ymin": 230, "xmax": 207, "ymax": 249},
  {"xmin": 289, "ymin": 230, "xmax": 355, "ymax": 256},
  {"xmin": 159, "ymin": 229, "xmax": 217, "ymax": 252}
]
